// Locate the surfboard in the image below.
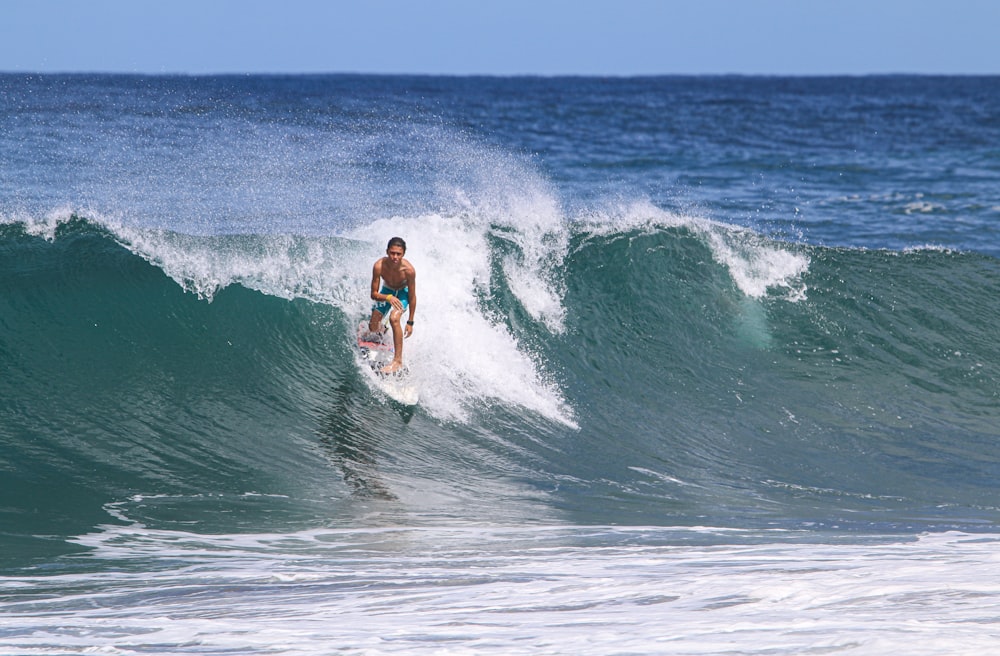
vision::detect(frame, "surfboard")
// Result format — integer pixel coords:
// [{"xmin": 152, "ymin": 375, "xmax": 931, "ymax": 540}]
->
[{"xmin": 356, "ymin": 322, "xmax": 419, "ymax": 405}]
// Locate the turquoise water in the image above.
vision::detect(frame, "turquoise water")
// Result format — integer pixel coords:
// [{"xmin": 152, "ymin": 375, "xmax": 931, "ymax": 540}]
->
[{"xmin": 2, "ymin": 74, "xmax": 999, "ymax": 654}]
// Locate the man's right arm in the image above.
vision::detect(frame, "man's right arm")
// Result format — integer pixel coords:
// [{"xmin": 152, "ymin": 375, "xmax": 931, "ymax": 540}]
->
[{"xmin": 370, "ymin": 261, "xmax": 383, "ymax": 301}]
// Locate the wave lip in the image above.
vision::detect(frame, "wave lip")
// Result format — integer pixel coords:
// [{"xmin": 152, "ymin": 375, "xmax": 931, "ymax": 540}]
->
[{"xmin": 574, "ymin": 199, "xmax": 811, "ymax": 300}]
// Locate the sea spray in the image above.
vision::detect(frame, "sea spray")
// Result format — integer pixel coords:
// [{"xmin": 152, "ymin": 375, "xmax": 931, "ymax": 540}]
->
[{"xmin": 348, "ymin": 213, "xmax": 576, "ymax": 426}]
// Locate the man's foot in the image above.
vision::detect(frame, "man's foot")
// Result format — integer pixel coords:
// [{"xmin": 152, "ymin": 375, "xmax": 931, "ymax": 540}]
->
[{"xmin": 380, "ymin": 360, "xmax": 404, "ymax": 374}]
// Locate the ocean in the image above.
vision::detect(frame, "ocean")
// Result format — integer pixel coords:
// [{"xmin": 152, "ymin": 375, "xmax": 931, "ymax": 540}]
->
[{"xmin": 2, "ymin": 73, "xmax": 999, "ymax": 654}]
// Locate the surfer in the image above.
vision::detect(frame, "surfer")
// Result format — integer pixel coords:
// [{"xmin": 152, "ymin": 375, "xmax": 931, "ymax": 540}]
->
[{"xmin": 368, "ymin": 237, "xmax": 417, "ymax": 374}]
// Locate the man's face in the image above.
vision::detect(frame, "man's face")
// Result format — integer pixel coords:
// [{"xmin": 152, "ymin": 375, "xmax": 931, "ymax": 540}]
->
[{"xmin": 386, "ymin": 245, "xmax": 405, "ymax": 264}]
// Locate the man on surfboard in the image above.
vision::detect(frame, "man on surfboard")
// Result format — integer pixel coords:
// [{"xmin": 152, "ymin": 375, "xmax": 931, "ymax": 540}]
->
[{"xmin": 368, "ymin": 237, "xmax": 417, "ymax": 374}]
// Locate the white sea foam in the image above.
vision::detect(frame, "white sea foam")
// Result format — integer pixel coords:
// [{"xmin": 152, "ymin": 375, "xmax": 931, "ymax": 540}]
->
[
  {"xmin": 575, "ymin": 198, "xmax": 810, "ymax": 300},
  {"xmin": 2, "ymin": 205, "xmax": 78, "ymax": 240},
  {"xmin": 346, "ymin": 212, "xmax": 575, "ymax": 427},
  {"xmin": 4, "ymin": 525, "xmax": 1000, "ymax": 655},
  {"xmin": 699, "ymin": 225, "xmax": 810, "ymax": 300}
]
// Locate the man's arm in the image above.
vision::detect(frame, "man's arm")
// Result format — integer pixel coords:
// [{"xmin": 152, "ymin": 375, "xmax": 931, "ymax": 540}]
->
[
  {"xmin": 404, "ymin": 266, "xmax": 416, "ymax": 337},
  {"xmin": 370, "ymin": 260, "xmax": 383, "ymax": 301}
]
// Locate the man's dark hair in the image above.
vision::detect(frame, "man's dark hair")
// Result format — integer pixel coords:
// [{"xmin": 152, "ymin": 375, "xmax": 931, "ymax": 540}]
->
[{"xmin": 387, "ymin": 237, "xmax": 407, "ymax": 252}]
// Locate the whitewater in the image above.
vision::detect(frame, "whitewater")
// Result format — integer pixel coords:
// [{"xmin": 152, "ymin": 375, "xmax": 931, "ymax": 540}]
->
[{"xmin": 2, "ymin": 74, "xmax": 1000, "ymax": 654}]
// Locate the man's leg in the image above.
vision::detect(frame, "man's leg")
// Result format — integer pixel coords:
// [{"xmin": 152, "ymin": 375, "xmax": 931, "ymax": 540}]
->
[
  {"xmin": 368, "ymin": 310, "xmax": 384, "ymax": 335},
  {"xmin": 381, "ymin": 309, "xmax": 405, "ymax": 373}
]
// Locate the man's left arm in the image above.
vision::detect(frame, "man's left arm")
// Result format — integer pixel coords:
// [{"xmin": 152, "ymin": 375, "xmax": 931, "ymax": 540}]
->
[{"xmin": 405, "ymin": 267, "xmax": 416, "ymax": 337}]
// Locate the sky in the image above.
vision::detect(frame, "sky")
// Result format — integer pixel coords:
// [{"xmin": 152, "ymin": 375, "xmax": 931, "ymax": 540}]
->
[{"xmin": 1, "ymin": 0, "xmax": 998, "ymax": 76}]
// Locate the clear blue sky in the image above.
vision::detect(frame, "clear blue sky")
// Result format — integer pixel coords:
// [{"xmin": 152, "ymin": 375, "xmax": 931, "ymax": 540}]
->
[{"xmin": 2, "ymin": 0, "xmax": 998, "ymax": 76}]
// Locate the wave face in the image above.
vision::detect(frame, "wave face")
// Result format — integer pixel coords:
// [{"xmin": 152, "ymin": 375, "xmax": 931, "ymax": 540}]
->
[
  {"xmin": 3, "ymin": 74, "xmax": 1000, "ymax": 568},
  {"xmin": 3, "ymin": 210, "xmax": 998, "ymax": 565}
]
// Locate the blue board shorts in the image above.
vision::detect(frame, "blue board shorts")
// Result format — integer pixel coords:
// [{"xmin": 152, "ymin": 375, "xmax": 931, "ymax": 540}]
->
[{"xmin": 372, "ymin": 285, "xmax": 409, "ymax": 317}]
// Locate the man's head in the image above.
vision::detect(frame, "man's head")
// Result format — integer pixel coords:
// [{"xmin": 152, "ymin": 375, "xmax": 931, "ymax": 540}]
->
[{"xmin": 386, "ymin": 237, "xmax": 406, "ymax": 264}]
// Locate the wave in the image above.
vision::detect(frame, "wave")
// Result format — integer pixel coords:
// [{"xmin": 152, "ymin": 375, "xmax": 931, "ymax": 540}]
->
[{"xmin": 2, "ymin": 208, "xmax": 999, "ymax": 561}]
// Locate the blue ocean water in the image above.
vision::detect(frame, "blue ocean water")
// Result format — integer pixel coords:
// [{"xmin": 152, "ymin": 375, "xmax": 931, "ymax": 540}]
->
[{"xmin": 2, "ymin": 74, "xmax": 1000, "ymax": 654}]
